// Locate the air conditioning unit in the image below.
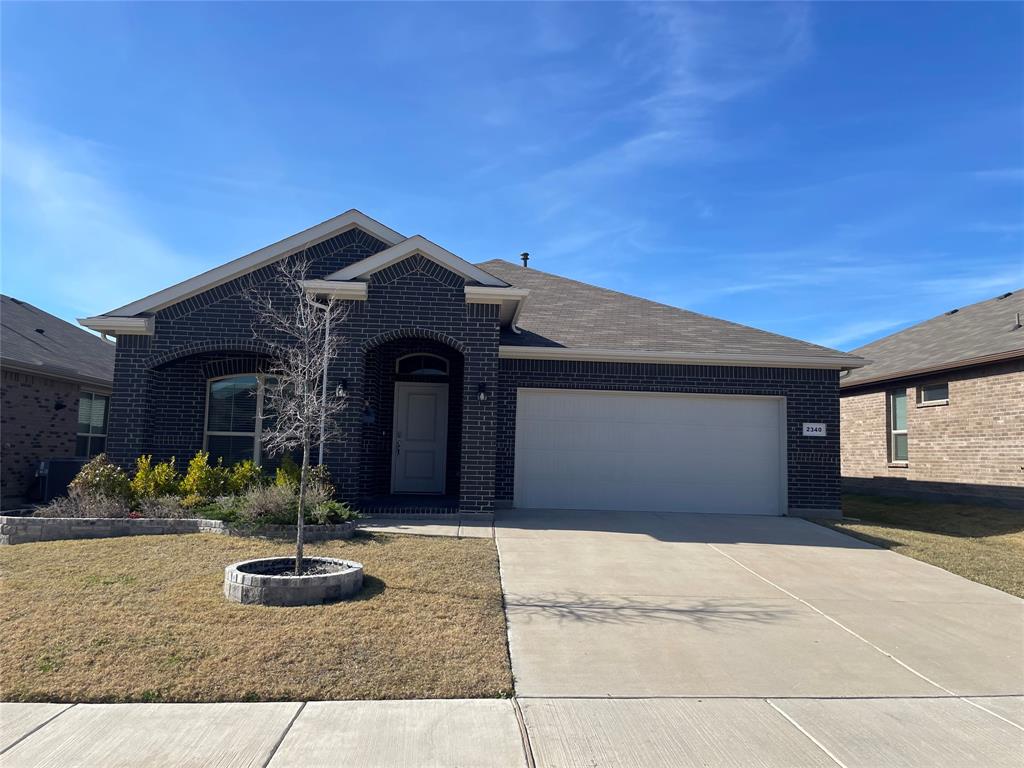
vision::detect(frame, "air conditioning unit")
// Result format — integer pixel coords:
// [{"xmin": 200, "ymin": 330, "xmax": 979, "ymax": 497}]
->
[{"xmin": 32, "ymin": 458, "xmax": 88, "ymax": 503}]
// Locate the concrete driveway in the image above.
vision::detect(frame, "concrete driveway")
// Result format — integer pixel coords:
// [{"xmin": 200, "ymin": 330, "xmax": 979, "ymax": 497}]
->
[{"xmin": 496, "ymin": 509, "xmax": 1024, "ymax": 767}]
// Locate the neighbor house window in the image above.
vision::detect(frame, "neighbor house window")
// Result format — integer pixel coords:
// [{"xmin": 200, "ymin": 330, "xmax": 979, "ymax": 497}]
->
[
  {"xmin": 889, "ymin": 390, "xmax": 908, "ymax": 463},
  {"xmin": 204, "ymin": 375, "xmax": 272, "ymax": 465},
  {"xmin": 918, "ymin": 383, "xmax": 949, "ymax": 405},
  {"xmin": 76, "ymin": 392, "xmax": 109, "ymax": 458},
  {"xmin": 396, "ymin": 353, "xmax": 449, "ymax": 376}
]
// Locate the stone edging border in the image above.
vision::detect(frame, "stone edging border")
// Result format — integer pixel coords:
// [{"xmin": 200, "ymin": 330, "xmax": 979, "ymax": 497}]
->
[{"xmin": 0, "ymin": 516, "xmax": 357, "ymax": 546}]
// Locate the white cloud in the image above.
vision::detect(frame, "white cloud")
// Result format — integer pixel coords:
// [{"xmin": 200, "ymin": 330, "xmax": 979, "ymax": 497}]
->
[
  {"xmin": 814, "ymin": 318, "xmax": 909, "ymax": 350},
  {"xmin": 973, "ymin": 167, "xmax": 1024, "ymax": 182},
  {"xmin": 1, "ymin": 125, "xmax": 197, "ymax": 319}
]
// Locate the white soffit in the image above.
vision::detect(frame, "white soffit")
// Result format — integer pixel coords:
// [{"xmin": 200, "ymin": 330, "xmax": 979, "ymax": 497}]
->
[
  {"xmin": 498, "ymin": 346, "xmax": 868, "ymax": 370},
  {"xmin": 101, "ymin": 210, "xmax": 404, "ymax": 318},
  {"xmin": 465, "ymin": 286, "xmax": 529, "ymax": 327},
  {"xmin": 325, "ymin": 235, "xmax": 508, "ymax": 287},
  {"xmin": 301, "ymin": 280, "xmax": 369, "ymax": 300},
  {"xmin": 79, "ymin": 316, "xmax": 155, "ymax": 336}
]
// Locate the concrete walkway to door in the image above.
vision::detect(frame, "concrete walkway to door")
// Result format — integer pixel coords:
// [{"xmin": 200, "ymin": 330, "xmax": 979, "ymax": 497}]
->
[{"xmin": 496, "ymin": 508, "xmax": 1024, "ymax": 767}]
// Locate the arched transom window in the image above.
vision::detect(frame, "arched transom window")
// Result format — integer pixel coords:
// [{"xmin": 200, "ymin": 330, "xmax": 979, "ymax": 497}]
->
[
  {"xmin": 205, "ymin": 374, "xmax": 274, "ymax": 465},
  {"xmin": 395, "ymin": 353, "xmax": 449, "ymax": 377}
]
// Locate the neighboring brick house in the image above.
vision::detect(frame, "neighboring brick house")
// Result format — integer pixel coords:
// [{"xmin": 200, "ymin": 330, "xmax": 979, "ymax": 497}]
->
[
  {"xmin": 841, "ymin": 291, "xmax": 1024, "ymax": 506},
  {"xmin": 80, "ymin": 210, "xmax": 864, "ymax": 518},
  {"xmin": 1, "ymin": 295, "xmax": 115, "ymax": 508}
]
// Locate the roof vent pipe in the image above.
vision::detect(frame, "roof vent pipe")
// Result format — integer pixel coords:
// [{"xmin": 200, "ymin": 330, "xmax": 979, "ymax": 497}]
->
[
  {"xmin": 1015, "ymin": 312, "xmax": 1022, "ymax": 330},
  {"xmin": 520, "ymin": 252, "xmax": 530, "ymax": 268}
]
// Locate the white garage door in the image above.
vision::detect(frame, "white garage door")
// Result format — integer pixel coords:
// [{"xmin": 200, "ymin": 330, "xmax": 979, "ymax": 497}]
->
[{"xmin": 514, "ymin": 389, "xmax": 785, "ymax": 515}]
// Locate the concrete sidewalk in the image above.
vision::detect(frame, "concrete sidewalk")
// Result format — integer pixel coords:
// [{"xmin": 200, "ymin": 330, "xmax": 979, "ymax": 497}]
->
[
  {"xmin": 0, "ymin": 699, "xmax": 527, "ymax": 768},
  {"xmin": 358, "ymin": 514, "xmax": 493, "ymax": 539},
  {"xmin": 4, "ymin": 696, "xmax": 1021, "ymax": 767}
]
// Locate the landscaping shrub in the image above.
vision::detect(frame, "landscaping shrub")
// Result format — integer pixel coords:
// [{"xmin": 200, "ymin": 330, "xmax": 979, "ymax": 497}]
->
[
  {"xmin": 137, "ymin": 495, "xmax": 190, "ymax": 519},
  {"xmin": 131, "ymin": 456, "xmax": 182, "ymax": 499},
  {"xmin": 273, "ymin": 458, "xmax": 334, "ymax": 495},
  {"xmin": 180, "ymin": 451, "xmax": 232, "ymax": 506},
  {"xmin": 35, "ymin": 487, "xmax": 133, "ymax": 519},
  {"xmin": 68, "ymin": 454, "xmax": 133, "ymax": 503},
  {"xmin": 310, "ymin": 499, "xmax": 359, "ymax": 525},
  {"xmin": 228, "ymin": 460, "xmax": 263, "ymax": 493},
  {"xmin": 44, "ymin": 449, "xmax": 353, "ymax": 524}
]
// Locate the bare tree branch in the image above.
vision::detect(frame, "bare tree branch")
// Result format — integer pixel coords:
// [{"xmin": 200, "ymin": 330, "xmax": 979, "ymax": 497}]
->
[{"xmin": 245, "ymin": 253, "xmax": 348, "ymax": 573}]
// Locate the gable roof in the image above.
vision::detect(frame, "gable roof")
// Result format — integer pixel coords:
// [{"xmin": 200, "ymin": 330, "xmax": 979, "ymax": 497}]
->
[
  {"xmin": 841, "ymin": 289, "xmax": 1024, "ymax": 387},
  {"xmin": 1, "ymin": 295, "xmax": 115, "ymax": 388},
  {"xmin": 478, "ymin": 260, "xmax": 864, "ymax": 369},
  {"xmin": 324, "ymin": 235, "xmax": 508, "ymax": 287},
  {"xmin": 89, "ymin": 209, "xmax": 404, "ymax": 322}
]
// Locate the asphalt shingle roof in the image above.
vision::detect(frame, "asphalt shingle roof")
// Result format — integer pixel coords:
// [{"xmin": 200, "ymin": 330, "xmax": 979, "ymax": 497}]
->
[
  {"xmin": 1, "ymin": 295, "xmax": 115, "ymax": 386},
  {"xmin": 842, "ymin": 289, "xmax": 1024, "ymax": 386},
  {"xmin": 476, "ymin": 259, "xmax": 859, "ymax": 362}
]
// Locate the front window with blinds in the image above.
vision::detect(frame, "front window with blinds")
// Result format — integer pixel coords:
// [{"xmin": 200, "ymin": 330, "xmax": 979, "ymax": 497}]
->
[
  {"xmin": 205, "ymin": 375, "xmax": 267, "ymax": 465},
  {"xmin": 76, "ymin": 392, "xmax": 109, "ymax": 457},
  {"xmin": 889, "ymin": 390, "xmax": 908, "ymax": 462}
]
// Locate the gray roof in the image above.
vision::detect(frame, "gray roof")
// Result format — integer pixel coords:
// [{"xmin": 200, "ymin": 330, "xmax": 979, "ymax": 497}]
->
[
  {"xmin": 1, "ymin": 295, "xmax": 115, "ymax": 388},
  {"xmin": 842, "ymin": 289, "xmax": 1024, "ymax": 387},
  {"xmin": 477, "ymin": 260, "xmax": 860, "ymax": 363}
]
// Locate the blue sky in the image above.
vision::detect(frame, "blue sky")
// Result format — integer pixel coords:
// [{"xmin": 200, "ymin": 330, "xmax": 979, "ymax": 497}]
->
[{"xmin": 2, "ymin": 2, "xmax": 1022, "ymax": 351}]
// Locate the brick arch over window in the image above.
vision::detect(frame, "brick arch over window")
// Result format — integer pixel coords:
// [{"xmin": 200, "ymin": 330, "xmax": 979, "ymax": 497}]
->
[
  {"xmin": 146, "ymin": 340, "xmax": 275, "ymax": 370},
  {"xmin": 360, "ymin": 328, "xmax": 466, "ymax": 354}
]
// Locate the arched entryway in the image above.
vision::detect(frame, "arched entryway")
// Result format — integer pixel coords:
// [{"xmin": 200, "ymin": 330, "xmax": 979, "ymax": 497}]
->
[{"xmin": 359, "ymin": 336, "xmax": 464, "ymax": 509}]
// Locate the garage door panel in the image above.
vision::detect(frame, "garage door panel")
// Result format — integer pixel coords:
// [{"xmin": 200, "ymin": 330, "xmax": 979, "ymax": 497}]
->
[{"xmin": 514, "ymin": 390, "xmax": 784, "ymax": 515}]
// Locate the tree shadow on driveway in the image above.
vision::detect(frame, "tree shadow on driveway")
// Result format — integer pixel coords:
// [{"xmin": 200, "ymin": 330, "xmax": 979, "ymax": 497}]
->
[{"xmin": 504, "ymin": 593, "xmax": 797, "ymax": 629}]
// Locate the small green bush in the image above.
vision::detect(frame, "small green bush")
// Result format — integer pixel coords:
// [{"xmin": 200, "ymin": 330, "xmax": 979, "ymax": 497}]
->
[
  {"xmin": 274, "ymin": 456, "xmax": 301, "ymax": 488},
  {"xmin": 309, "ymin": 499, "xmax": 360, "ymax": 525},
  {"xmin": 180, "ymin": 451, "xmax": 232, "ymax": 507},
  {"xmin": 131, "ymin": 456, "xmax": 182, "ymax": 499},
  {"xmin": 228, "ymin": 460, "xmax": 263, "ymax": 493},
  {"xmin": 69, "ymin": 454, "xmax": 133, "ymax": 503}
]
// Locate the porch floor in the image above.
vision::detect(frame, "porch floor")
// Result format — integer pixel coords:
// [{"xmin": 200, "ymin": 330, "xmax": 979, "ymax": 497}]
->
[{"xmin": 359, "ymin": 495, "xmax": 459, "ymax": 516}]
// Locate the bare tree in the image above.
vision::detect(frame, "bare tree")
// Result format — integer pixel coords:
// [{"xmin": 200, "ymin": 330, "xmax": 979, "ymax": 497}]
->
[{"xmin": 247, "ymin": 254, "xmax": 348, "ymax": 574}]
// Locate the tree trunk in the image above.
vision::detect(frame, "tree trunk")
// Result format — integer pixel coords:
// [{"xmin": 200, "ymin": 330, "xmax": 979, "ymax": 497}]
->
[{"xmin": 296, "ymin": 439, "xmax": 310, "ymax": 575}]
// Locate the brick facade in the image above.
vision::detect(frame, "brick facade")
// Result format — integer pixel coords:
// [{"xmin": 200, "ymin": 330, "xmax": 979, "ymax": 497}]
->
[
  {"xmin": 104, "ymin": 225, "xmax": 845, "ymax": 516},
  {"xmin": 840, "ymin": 359, "xmax": 1024, "ymax": 505},
  {"xmin": 1, "ymin": 370, "xmax": 82, "ymax": 506}
]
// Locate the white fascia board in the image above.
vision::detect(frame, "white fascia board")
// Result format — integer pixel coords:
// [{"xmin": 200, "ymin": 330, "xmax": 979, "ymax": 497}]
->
[
  {"xmin": 464, "ymin": 286, "xmax": 529, "ymax": 303},
  {"xmin": 326, "ymin": 235, "xmax": 508, "ymax": 287},
  {"xmin": 79, "ymin": 316, "xmax": 155, "ymax": 336},
  {"xmin": 102, "ymin": 210, "xmax": 404, "ymax": 318},
  {"xmin": 301, "ymin": 280, "xmax": 368, "ymax": 300},
  {"xmin": 498, "ymin": 346, "xmax": 868, "ymax": 370}
]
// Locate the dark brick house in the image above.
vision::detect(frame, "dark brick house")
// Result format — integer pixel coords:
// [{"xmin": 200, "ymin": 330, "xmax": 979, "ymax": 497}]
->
[
  {"xmin": 841, "ymin": 290, "xmax": 1024, "ymax": 506},
  {"xmin": 1, "ymin": 295, "xmax": 115, "ymax": 508},
  {"xmin": 81, "ymin": 210, "xmax": 864, "ymax": 517}
]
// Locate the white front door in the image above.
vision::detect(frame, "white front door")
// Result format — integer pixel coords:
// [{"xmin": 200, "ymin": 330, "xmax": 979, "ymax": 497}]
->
[{"xmin": 391, "ymin": 382, "xmax": 449, "ymax": 494}]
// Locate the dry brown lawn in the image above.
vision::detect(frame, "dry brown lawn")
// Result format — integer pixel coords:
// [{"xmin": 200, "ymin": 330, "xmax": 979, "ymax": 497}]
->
[
  {"xmin": 0, "ymin": 532, "xmax": 513, "ymax": 703},
  {"xmin": 819, "ymin": 494, "xmax": 1024, "ymax": 598}
]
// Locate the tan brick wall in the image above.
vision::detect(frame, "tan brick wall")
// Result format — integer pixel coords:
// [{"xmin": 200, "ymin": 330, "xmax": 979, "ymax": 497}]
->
[{"xmin": 840, "ymin": 359, "xmax": 1024, "ymax": 504}]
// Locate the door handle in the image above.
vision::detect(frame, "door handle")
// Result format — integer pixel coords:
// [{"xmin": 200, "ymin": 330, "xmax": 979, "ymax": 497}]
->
[{"xmin": 396, "ymin": 439, "xmax": 401, "ymax": 455}]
